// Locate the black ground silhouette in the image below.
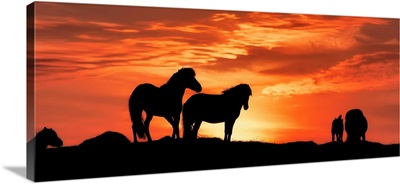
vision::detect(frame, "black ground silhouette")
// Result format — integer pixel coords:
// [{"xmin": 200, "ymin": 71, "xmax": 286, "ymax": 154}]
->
[{"xmin": 32, "ymin": 135, "xmax": 399, "ymax": 182}]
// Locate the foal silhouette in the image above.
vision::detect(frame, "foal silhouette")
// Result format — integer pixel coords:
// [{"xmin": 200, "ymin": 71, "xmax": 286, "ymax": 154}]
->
[
  {"xmin": 128, "ymin": 67, "xmax": 202, "ymax": 143},
  {"xmin": 182, "ymin": 84, "xmax": 252, "ymax": 142},
  {"xmin": 331, "ymin": 115, "xmax": 344, "ymax": 142}
]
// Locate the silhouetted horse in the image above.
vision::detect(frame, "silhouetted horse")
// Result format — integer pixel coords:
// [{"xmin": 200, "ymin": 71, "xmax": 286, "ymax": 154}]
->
[
  {"xmin": 331, "ymin": 115, "xmax": 343, "ymax": 142},
  {"xmin": 182, "ymin": 84, "xmax": 252, "ymax": 142},
  {"xmin": 129, "ymin": 67, "xmax": 202, "ymax": 143},
  {"xmin": 345, "ymin": 109, "xmax": 368, "ymax": 143},
  {"xmin": 27, "ymin": 127, "xmax": 63, "ymax": 151}
]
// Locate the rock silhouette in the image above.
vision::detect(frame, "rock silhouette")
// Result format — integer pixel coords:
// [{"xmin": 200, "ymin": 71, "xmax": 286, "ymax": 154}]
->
[
  {"xmin": 345, "ymin": 109, "xmax": 368, "ymax": 143},
  {"xmin": 79, "ymin": 131, "xmax": 131, "ymax": 148},
  {"xmin": 182, "ymin": 83, "xmax": 252, "ymax": 142},
  {"xmin": 331, "ymin": 115, "xmax": 344, "ymax": 142},
  {"xmin": 128, "ymin": 67, "xmax": 202, "ymax": 143}
]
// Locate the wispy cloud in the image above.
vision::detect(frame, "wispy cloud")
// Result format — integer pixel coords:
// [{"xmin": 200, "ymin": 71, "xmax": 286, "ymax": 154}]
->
[
  {"xmin": 34, "ymin": 3, "xmax": 395, "ymax": 80},
  {"xmin": 104, "ymin": 28, "xmax": 139, "ymax": 33},
  {"xmin": 262, "ymin": 52, "xmax": 399, "ymax": 96},
  {"xmin": 76, "ymin": 34, "xmax": 108, "ymax": 41}
]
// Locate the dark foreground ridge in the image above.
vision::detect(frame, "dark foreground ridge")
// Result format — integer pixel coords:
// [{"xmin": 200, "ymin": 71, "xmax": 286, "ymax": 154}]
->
[{"xmin": 34, "ymin": 137, "xmax": 399, "ymax": 182}]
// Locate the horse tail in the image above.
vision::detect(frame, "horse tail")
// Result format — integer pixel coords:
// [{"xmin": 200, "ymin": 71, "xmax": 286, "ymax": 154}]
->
[{"xmin": 129, "ymin": 92, "xmax": 146, "ymax": 139}]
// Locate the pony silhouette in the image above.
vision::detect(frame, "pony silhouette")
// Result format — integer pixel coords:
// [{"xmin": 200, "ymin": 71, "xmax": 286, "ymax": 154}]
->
[
  {"xmin": 128, "ymin": 67, "xmax": 202, "ymax": 143},
  {"xmin": 27, "ymin": 127, "xmax": 63, "ymax": 151},
  {"xmin": 331, "ymin": 115, "xmax": 343, "ymax": 142},
  {"xmin": 182, "ymin": 83, "xmax": 252, "ymax": 142},
  {"xmin": 345, "ymin": 109, "xmax": 368, "ymax": 143}
]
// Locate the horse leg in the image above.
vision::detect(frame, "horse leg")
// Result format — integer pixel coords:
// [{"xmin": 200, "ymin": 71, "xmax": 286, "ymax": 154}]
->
[
  {"xmin": 182, "ymin": 117, "xmax": 192, "ymax": 140},
  {"xmin": 192, "ymin": 121, "xmax": 202, "ymax": 140},
  {"xmin": 132, "ymin": 125, "xmax": 138, "ymax": 143},
  {"xmin": 172, "ymin": 113, "xmax": 181, "ymax": 139},
  {"xmin": 341, "ymin": 133, "xmax": 344, "ymax": 142},
  {"xmin": 165, "ymin": 116, "xmax": 178, "ymax": 139},
  {"xmin": 224, "ymin": 121, "xmax": 234, "ymax": 142},
  {"xmin": 144, "ymin": 114, "xmax": 153, "ymax": 142}
]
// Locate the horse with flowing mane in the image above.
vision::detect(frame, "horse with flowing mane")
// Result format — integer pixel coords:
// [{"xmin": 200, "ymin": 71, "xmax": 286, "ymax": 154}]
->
[
  {"xmin": 331, "ymin": 115, "xmax": 343, "ymax": 142},
  {"xmin": 27, "ymin": 127, "xmax": 63, "ymax": 151},
  {"xmin": 128, "ymin": 67, "xmax": 202, "ymax": 143},
  {"xmin": 182, "ymin": 83, "xmax": 252, "ymax": 142}
]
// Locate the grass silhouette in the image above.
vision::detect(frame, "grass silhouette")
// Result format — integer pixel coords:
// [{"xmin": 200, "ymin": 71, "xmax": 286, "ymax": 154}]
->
[{"xmin": 32, "ymin": 134, "xmax": 399, "ymax": 182}]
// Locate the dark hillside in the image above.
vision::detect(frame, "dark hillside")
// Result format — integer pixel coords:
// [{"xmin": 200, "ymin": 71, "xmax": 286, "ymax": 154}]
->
[{"xmin": 33, "ymin": 137, "xmax": 399, "ymax": 182}]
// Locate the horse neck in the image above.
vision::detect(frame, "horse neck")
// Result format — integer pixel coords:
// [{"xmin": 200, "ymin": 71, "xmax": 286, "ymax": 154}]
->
[
  {"xmin": 35, "ymin": 132, "xmax": 49, "ymax": 150},
  {"xmin": 161, "ymin": 83, "xmax": 186, "ymax": 100},
  {"xmin": 223, "ymin": 94, "xmax": 244, "ymax": 107}
]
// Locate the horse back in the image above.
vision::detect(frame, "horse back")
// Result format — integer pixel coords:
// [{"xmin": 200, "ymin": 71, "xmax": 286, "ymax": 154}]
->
[
  {"xmin": 184, "ymin": 93, "xmax": 227, "ymax": 110},
  {"xmin": 183, "ymin": 93, "xmax": 242, "ymax": 122},
  {"xmin": 130, "ymin": 83, "xmax": 183, "ymax": 116},
  {"xmin": 130, "ymin": 83, "xmax": 158, "ymax": 97},
  {"xmin": 345, "ymin": 109, "xmax": 368, "ymax": 134},
  {"xmin": 129, "ymin": 83, "xmax": 160, "ymax": 105}
]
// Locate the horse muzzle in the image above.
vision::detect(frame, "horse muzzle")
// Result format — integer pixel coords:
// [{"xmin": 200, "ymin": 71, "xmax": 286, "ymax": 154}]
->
[{"xmin": 53, "ymin": 139, "xmax": 63, "ymax": 147}]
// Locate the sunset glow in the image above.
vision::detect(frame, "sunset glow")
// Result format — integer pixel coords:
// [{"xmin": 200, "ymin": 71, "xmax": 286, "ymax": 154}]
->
[{"xmin": 30, "ymin": 2, "xmax": 399, "ymax": 146}]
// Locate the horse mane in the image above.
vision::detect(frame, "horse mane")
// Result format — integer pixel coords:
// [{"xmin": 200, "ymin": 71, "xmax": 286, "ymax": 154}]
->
[
  {"xmin": 166, "ymin": 67, "xmax": 196, "ymax": 85},
  {"xmin": 36, "ymin": 127, "xmax": 53, "ymax": 138},
  {"xmin": 222, "ymin": 83, "xmax": 252, "ymax": 96}
]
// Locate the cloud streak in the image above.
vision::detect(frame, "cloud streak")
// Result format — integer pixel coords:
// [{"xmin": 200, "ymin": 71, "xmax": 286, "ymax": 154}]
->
[
  {"xmin": 262, "ymin": 52, "xmax": 399, "ymax": 96},
  {"xmin": 33, "ymin": 2, "xmax": 394, "ymax": 79}
]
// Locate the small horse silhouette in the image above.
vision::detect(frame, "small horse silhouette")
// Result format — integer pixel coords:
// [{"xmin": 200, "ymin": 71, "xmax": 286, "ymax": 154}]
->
[
  {"xmin": 345, "ymin": 109, "xmax": 368, "ymax": 143},
  {"xmin": 182, "ymin": 83, "xmax": 252, "ymax": 142},
  {"xmin": 27, "ymin": 127, "xmax": 63, "ymax": 151},
  {"xmin": 331, "ymin": 115, "xmax": 343, "ymax": 142},
  {"xmin": 128, "ymin": 67, "xmax": 202, "ymax": 143}
]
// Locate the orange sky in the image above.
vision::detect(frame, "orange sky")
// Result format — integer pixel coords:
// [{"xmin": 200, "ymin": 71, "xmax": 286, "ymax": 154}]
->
[{"xmin": 29, "ymin": 2, "xmax": 399, "ymax": 146}]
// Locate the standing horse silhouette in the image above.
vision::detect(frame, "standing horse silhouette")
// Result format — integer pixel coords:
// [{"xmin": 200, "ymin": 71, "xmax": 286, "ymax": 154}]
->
[
  {"xmin": 345, "ymin": 109, "xmax": 368, "ymax": 143},
  {"xmin": 182, "ymin": 84, "xmax": 252, "ymax": 142},
  {"xmin": 128, "ymin": 67, "xmax": 202, "ymax": 143},
  {"xmin": 331, "ymin": 115, "xmax": 343, "ymax": 142},
  {"xmin": 27, "ymin": 127, "xmax": 63, "ymax": 151}
]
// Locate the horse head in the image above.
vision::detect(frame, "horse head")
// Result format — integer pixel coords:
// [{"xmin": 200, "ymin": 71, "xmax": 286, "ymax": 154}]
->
[
  {"xmin": 171, "ymin": 67, "xmax": 202, "ymax": 92},
  {"xmin": 223, "ymin": 83, "xmax": 252, "ymax": 110},
  {"xmin": 241, "ymin": 85, "xmax": 252, "ymax": 110},
  {"xmin": 39, "ymin": 127, "xmax": 63, "ymax": 148},
  {"xmin": 337, "ymin": 115, "xmax": 343, "ymax": 122}
]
